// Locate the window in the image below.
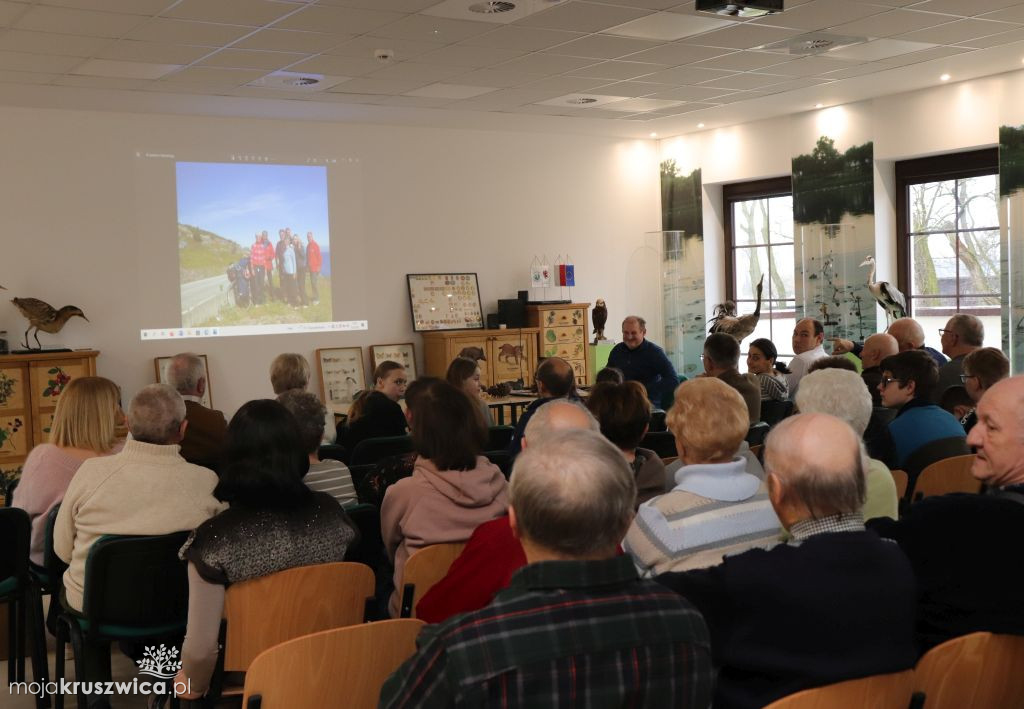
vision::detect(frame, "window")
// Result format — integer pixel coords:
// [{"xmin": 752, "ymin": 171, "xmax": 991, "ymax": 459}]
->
[
  {"xmin": 724, "ymin": 177, "xmax": 795, "ymax": 359},
  {"xmin": 896, "ymin": 150, "xmax": 1001, "ymax": 350}
]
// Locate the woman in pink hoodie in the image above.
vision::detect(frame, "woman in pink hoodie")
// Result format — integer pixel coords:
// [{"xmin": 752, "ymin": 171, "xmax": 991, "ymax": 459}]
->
[{"xmin": 381, "ymin": 377, "xmax": 509, "ymax": 616}]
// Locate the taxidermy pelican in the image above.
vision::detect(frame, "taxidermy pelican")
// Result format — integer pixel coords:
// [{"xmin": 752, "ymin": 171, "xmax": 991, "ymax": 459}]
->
[
  {"xmin": 709, "ymin": 275, "xmax": 763, "ymax": 343},
  {"xmin": 859, "ymin": 255, "xmax": 906, "ymax": 324},
  {"xmin": 11, "ymin": 297, "xmax": 89, "ymax": 350}
]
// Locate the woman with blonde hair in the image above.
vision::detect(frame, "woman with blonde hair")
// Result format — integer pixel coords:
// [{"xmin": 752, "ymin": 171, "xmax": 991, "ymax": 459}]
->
[
  {"xmin": 13, "ymin": 376, "xmax": 123, "ymax": 565},
  {"xmin": 269, "ymin": 352, "xmax": 336, "ymax": 444}
]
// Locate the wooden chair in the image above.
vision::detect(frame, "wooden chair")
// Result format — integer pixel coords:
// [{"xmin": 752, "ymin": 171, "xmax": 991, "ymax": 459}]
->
[
  {"xmin": 399, "ymin": 543, "xmax": 466, "ymax": 618},
  {"xmin": 640, "ymin": 430, "xmax": 677, "ymax": 459},
  {"xmin": 903, "ymin": 436, "xmax": 971, "ymax": 498},
  {"xmin": 349, "ymin": 435, "xmax": 414, "ymax": 467},
  {"xmin": 890, "ymin": 470, "xmax": 909, "ymax": 499},
  {"xmin": 763, "ymin": 670, "xmax": 915, "ymax": 709},
  {"xmin": 241, "ymin": 619, "xmax": 425, "ymax": 709},
  {"xmin": 912, "ymin": 454, "xmax": 981, "ymax": 501},
  {"xmin": 912, "ymin": 632, "xmax": 1024, "ymax": 708},
  {"xmin": 749, "ymin": 444, "xmax": 763, "ymax": 461}
]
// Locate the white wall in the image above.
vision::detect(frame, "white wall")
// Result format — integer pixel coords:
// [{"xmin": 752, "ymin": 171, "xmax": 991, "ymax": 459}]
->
[{"xmin": 0, "ymin": 106, "xmax": 661, "ymax": 415}]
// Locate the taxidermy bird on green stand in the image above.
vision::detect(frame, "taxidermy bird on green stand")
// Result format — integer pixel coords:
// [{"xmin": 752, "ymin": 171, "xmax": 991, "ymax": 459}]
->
[
  {"xmin": 11, "ymin": 297, "xmax": 89, "ymax": 350},
  {"xmin": 709, "ymin": 275, "xmax": 763, "ymax": 344}
]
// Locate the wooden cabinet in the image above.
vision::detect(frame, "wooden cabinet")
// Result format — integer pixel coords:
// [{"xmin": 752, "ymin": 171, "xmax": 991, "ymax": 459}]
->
[
  {"xmin": 422, "ymin": 329, "xmax": 539, "ymax": 388},
  {"xmin": 527, "ymin": 303, "xmax": 591, "ymax": 386},
  {"xmin": 0, "ymin": 350, "xmax": 99, "ymax": 488}
]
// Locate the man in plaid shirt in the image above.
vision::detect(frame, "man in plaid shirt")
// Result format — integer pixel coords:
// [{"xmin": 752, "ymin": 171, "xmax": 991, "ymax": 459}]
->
[{"xmin": 380, "ymin": 429, "xmax": 713, "ymax": 708}]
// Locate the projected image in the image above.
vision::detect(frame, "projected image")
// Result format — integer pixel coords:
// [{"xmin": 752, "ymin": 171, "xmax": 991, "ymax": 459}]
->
[{"xmin": 176, "ymin": 162, "xmax": 332, "ymax": 328}]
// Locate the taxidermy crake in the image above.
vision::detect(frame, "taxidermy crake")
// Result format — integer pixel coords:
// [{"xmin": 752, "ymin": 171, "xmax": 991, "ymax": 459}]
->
[
  {"xmin": 11, "ymin": 297, "xmax": 89, "ymax": 350},
  {"xmin": 859, "ymin": 255, "xmax": 906, "ymax": 324},
  {"xmin": 708, "ymin": 275, "xmax": 763, "ymax": 343}
]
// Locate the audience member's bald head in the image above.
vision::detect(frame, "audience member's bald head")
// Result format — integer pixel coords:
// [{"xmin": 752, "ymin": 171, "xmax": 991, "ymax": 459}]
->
[
  {"xmin": 535, "ymin": 357, "xmax": 575, "ymax": 398},
  {"xmin": 966, "ymin": 375, "xmax": 1024, "ymax": 487},
  {"xmin": 886, "ymin": 318, "xmax": 925, "ymax": 352},
  {"xmin": 764, "ymin": 413, "xmax": 866, "ymax": 527},
  {"xmin": 861, "ymin": 333, "xmax": 899, "ymax": 369},
  {"xmin": 523, "ymin": 399, "xmax": 598, "ymax": 448}
]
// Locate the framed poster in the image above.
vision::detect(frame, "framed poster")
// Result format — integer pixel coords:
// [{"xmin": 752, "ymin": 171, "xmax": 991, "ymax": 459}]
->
[
  {"xmin": 370, "ymin": 343, "xmax": 417, "ymax": 380},
  {"xmin": 316, "ymin": 346, "xmax": 365, "ymax": 414},
  {"xmin": 407, "ymin": 273, "xmax": 484, "ymax": 332},
  {"xmin": 154, "ymin": 355, "xmax": 212, "ymax": 409}
]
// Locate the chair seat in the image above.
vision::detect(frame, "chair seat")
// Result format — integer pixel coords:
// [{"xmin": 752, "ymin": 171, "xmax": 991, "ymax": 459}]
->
[
  {"xmin": 0, "ymin": 575, "xmax": 20, "ymax": 596},
  {"xmin": 72, "ymin": 615, "xmax": 185, "ymax": 639}
]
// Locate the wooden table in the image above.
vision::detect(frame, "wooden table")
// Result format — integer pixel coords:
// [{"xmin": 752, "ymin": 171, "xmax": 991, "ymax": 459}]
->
[{"xmin": 485, "ymin": 396, "xmax": 537, "ymax": 426}]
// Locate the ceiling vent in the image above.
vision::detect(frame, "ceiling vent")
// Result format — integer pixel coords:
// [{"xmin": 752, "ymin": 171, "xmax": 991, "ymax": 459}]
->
[
  {"xmin": 425, "ymin": 0, "xmax": 564, "ymax": 24},
  {"xmin": 248, "ymin": 71, "xmax": 349, "ymax": 92},
  {"xmin": 696, "ymin": 0, "xmax": 782, "ymax": 18},
  {"xmin": 469, "ymin": 1, "xmax": 516, "ymax": 13},
  {"xmin": 567, "ymin": 97, "xmax": 598, "ymax": 104},
  {"xmin": 756, "ymin": 32, "xmax": 867, "ymax": 55}
]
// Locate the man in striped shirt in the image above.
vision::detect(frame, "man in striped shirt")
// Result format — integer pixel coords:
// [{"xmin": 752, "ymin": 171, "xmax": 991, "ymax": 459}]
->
[{"xmin": 380, "ymin": 429, "xmax": 713, "ymax": 708}]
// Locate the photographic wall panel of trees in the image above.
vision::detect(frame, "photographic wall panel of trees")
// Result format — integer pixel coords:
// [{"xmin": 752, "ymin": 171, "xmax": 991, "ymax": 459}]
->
[{"xmin": 1000, "ymin": 125, "xmax": 1024, "ymax": 371}]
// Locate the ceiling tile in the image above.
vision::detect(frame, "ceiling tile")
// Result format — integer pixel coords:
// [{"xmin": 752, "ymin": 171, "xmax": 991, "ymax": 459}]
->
[
  {"xmin": 228, "ymin": 86, "xmax": 314, "ymax": 100},
  {"xmin": 404, "ymin": 82, "xmax": 494, "ymax": 99},
  {"xmin": 96, "ymin": 40, "xmax": 214, "ymax": 65},
  {"xmin": 596, "ymin": 79, "xmax": 677, "ymax": 97},
  {"xmin": 377, "ymin": 95, "xmax": 455, "ymax": 108},
  {"xmin": 827, "ymin": 9, "xmax": 956, "ymax": 38},
  {"xmin": 234, "ymin": 29, "xmax": 345, "ymax": 53},
  {"xmin": 125, "ymin": 19, "xmax": 253, "ymax": 46},
  {"xmin": 370, "ymin": 15, "xmax": 495, "ymax": 42},
  {"xmin": 447, "ymin": 67, "xmax": 545, "ymax": 87},
  {"xmin": 606, "ymin": 12, "xmax": 733, "ymax": 41},
  {"xmin": 549, "ymin": 34, "xmax": 662, "ymax": 60},
  {"xmin": 966, "ymin": 26, "xmax": 1024, "ymax": 47},
  {"xmin": 417, "ymin": 44, "xmax": 527, "ymax": 68},
  {"xmin": 828, "ymin": 38, "xmax": 939, "ymax": 61},
  {"xmin": 711, "ymin": 91, "xmax": 762, "ymax": 103},
  {"xmin": 499, "ymin": 52, "xmax": 596, "ymax": 73},
  {"xmin": 38, "ymin": 0, "xmax": 174, "ymax": 15},
  {"xmin": 573, "ymin": 108, "xmax": 635, "ymax": 119},
  {"xmin": 514, "ymin": 3, "xmax": 651, "ymax": 33},
  {"xmin": 535, "ymin": 92, "xmax": 627, "ymax": 108},
  {"xmin": 0, "ymin": 1, "xmax": 28, "ymax": 27},
  {"xmin": 693, "ymin": 50, "xmax": 793, "ymax": 71},
  {"xmin": 161, "ymin": 66, "xmax": 267, "ymax": 85},
  {"xmin": 274, "ymin": 6, "xmax": 404, "ymax": 35},
  {"xmin": 458, "ymin": 26, "xmax": 585, "ymax": 51},
  {"xmin": 15, "ymin": 5, "xmax": 146, "ymax": 38},
  {"xmin": 897, "ymin": 19, "xmax": 1014, "ymax": 45},
  {"xmin": 198, "ymin": 49, "xmax": 308, "ymax": 70},
  {"xmin": 623, "ymin": 42, "xmax": 731, "ymax": 65},
  {"xmin": 819, "ymin": 62, "xmax": 892, "ymax": 79},
  {"xmin": 978, "ymin": 6, "xmax": 1024, "ymax": 23},
  {"xmin": 567, "ymin": 60, "xmax": 663, "ymax": 80},
  {"xmin": 0, "ymin": 69, "xmax": 59, "ymax": 84},
  {"xmin": 640, "ymin": 64, "xmax": 737, "ymax": 84},
  {"xmin": 289, "ymin": 55, "xmax": 382, "ymax": 76},
  {"xmin": 325, "ymin": 35, "xmax": 445, "ymax": 60},
  {"xmin": 757, "ymin": 0, "xmax": 889, "ymax": 31},
  {"xmin": 681, "ymin": 24, "xmax": 802, "ymax": 50},
  {"xmin": 326, "ymin": 76, "xmax": 429, "ymax": 94},
  {"xmin": 0, "ymin": 48, "xmax": 81, "ymax": 72},
  {"xmin": 701, "ymin": 72, "xmax": 791, "ymax": 89},
  {"xmin": 754, "ymin": 76, "xmax": 832, "ymax": 91},
  {"xmin": 453, "ymin": 87, "xmax": 563, "ymax": 109},
  {"xmin": 645, "ymin": 85, "xmax": 736, "ymax": 101},
  {"xmin": 914, "ymin": 0, "xmax": 1022, "ymax": 16},
  {"xmin": 509, "ymin": 104, "xmax": 577, "ymax": 116},
  {"xmin": 53, "ymin": 74, "xmax": 155, "ymax": 89},
  {"xmin": 761, "ymin": 55, "xmax": 858, "ymax": 76},
  {"xmin": 600, "ymin": 97, "xmax": 683, "ymax": 111},
  {"xmin": 72, "ymin": 58, "xmax": 179, "ymax": 79},
  {"xmin": 366, "ymin": 61, "xmax": 465, "ymax": 82},
  {"xmin": 519, "ymin": 75, "xmax": 610, "ymax": 92},
  {"xmin": 164, "ymin": 0, "xmax": 301, "ymax": 27},
  {"xmin": 315, "ymin": 91, "xmax": 386, "ymax": 103},
  {"xmin": 140, "ymin": 82, "xmax": 231, "ymax": 95},
  {"xmin": 874, "ymin": 44, "xmax": 970, "ymax": 67},
  {"xmin": 0, "ymin": 29, "xmax": 110, "ymax": 57},
  {"xmin": 317, "ymin": 0, "xmax": 441, "ymax": 10}
]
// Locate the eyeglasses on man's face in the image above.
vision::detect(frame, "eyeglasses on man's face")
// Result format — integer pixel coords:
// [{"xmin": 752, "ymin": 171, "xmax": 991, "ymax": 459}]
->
[{"xmin": 959, "ymin": 374, "xmax": 977, "ymax": 383}]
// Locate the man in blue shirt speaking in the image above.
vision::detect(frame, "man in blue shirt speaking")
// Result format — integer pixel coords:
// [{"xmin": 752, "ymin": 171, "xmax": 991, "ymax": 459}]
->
[{"xmin": 607, "ymin": 315, "xmax": 679, "ymax": 407}]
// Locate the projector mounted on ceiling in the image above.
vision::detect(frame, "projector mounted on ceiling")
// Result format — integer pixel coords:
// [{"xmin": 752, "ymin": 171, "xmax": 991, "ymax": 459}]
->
[{"xmin": 696, "ymin": 0, "xmax": 783, "ymax": 18}]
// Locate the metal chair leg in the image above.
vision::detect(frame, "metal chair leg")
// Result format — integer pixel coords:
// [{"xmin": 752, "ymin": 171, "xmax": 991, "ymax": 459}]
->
[
  {"xmin": 66, "ymin": 623, "xmax": 87, "ymax": 709},
  {"xmin": 28, "ymin": 583, "xmax": 51, "ymax": 708},
  {"xmin": 17, "ymin": 593, "xmax": 28, "ymax": 682},
  {"xmin": 8, "ymin": 596, "xmax": 15, "ymax": 685},
  {"xmin": 54, "ymin": 617, "xmax": 67, "ymax": 709}
]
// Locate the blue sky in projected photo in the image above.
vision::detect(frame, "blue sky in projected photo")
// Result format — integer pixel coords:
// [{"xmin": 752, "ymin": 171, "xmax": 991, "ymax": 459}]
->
[{"xmin": 175, "ymin": 162, "xmax": 329, "ymax": 247}]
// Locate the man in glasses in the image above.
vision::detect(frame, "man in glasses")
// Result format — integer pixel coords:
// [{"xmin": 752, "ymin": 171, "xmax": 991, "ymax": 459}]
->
[{"xmin": 937, "ymin": 313, "xmax": 984, "ymax": 401}]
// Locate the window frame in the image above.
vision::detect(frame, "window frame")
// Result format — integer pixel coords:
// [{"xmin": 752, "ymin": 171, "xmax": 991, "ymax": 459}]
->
[{"xmin": 723, "ymin": 176, "xmax": 794, "ymax": 302}]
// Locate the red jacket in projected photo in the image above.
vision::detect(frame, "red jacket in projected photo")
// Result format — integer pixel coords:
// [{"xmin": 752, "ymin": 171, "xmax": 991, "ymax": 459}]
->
[
  {"xmin": 306, "ymin": 239, "xmax": 322, "ymax": 273},
  {"xmin": 253, "ymin": 241, "xmax": 273, "ymax": 270}
]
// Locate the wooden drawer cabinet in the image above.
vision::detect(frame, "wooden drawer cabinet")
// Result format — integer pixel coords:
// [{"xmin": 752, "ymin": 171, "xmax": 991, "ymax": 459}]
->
[
  {"xmin": 422, "ymin": 329, "xmax": 539, "ymax": 388},
  {"xmin": 527, "ymin": 303, "xmax": 591, "ymax": 386}
]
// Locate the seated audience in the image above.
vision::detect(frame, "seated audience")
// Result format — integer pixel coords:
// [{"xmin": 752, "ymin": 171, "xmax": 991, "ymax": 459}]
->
[
  {"xmin": 703, "ymin": 333, "xmax": 760, "ymax": 425},
  {"xmin": 415, "ymin": 400, "xmax": 598, "ymax": 623},
  {"xmin": 794, "ymin": 369, "xmax": 898, "ymax": 521},
  {"xmin": 445, "ymin": 355, "xmax": 493, "ymax": 426},
  {"xmin": 13, "ymin": 376, "xmax": 122, "ymax": 566},
  {"xmin": 343, "ymin": 361, "xmax": 408, "ymax": 452},
  {"xmin": 833, "ymin": 316, "xmax": 946, "ymax": 368},
  {"xmin": 167, "ymin": 352, "xmax": 227, "ymax": 469},
  {"xmin": 54, "ymin": 384, "xmax": 223, "ymax": 613},
  {"xmin": 877, "ymin": 350, "xmax": 967, "ymax": 469},
  {"xmin": 786, "ymin": 318, "xmax": 828, "ymax": 396},
  {"xmin": 807, "ymin": 354, "xmax": 858, "ymax": 373},
  {"xmin": 382, "ymin": 429, "xmax": 713, "ymax": 707},
  {"xmin": 380, "ymin": 378, "xmax": 508, "ymax": 616},
  {"xmin": 869, "ymin": 376, "xmax": 1024, "ymax": 652},
  {"xmin": 507, "ymin": 356, "xmax": 577, "ymax": 457},
  {"xmin": 936, "ymin": 313, "xmax": 984, "ymax": 400},
  {"xmin": 586, "ymin": 381, "xmax": 666, "ymax": 507},
  {"xmin": 594, "ymin": 366, "xmax": 625, "ymax": 384},
  {"xmin": 624, "ymin": 378, "xmax": 780, "ymax": 576},
  {"xmin": 859, "ymin": 333, "xmax": 899, "ymax": 406},
  {"xmin": 659, "ymin": 413, "xmax": 917, "ymax": 709},
  {"xmin": 277, "ymin": 389, "xmax": 357, "ymax": 508},
  {"xmin": 270, "ymin": 352, "xmax": 336, "ymax": 444},
  {"xmin": 958, "ymin": 346, "xmax": 1010, "ymax": 433},
  {"xmin": 175, "ymin": 399, "xmax": 357, "ymax": 698},
  {"xmin": 746, "ymin": 338, "xmax": 789, "ymax": 401},
  {"xmin": 940, "ymin": 385, "xmax": 975, "ymax": 428}
]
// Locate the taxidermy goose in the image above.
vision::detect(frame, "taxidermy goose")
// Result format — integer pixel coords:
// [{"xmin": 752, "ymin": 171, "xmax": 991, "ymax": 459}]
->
[
  {"xmin": 859, "ymin": 255, "xmax": 906, "ymax": 324},
  {"xmin": 11, "ymin": 297, "xmax": 89, "ymax": 350},
  {"xmin": 709, "ymin": 275, "xmax": 763, "ymax": 343}
]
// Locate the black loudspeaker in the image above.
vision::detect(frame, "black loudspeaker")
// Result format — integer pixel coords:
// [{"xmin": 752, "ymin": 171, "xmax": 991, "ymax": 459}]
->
[
  {"xmin": 486, "ymin": 313, "xmax": 500, "ymax": 329},
  {"xmin": 518, "ymin": 290, "xmax": 529, "ymax": 302},
  {"xmin": 498, "ymin": 299, "xmax": 525, "ymax": 328}
]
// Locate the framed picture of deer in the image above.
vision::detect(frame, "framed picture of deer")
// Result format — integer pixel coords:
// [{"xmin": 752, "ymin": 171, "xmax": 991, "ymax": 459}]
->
[{"xmin": 407, "ymin": 273, "xmax": 484, "ymax": 332}]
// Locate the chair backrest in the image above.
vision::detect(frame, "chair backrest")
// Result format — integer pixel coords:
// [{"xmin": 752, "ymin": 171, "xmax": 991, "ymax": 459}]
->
[
  {"xmin": 343, "ymin": 505, "xmax": 385, "ymax": 570},
  {"xmin": 81, "ymin": 531, "xmax": 191, "ymax": 629},
  {"xmin": 241, "ymin": 619, "xmax": 425, "ymax": 709},
  {"xmin": 640, "ymin": 430, "xmax": 677, "ymax": 459},
  {"xmin": 317, "ymin": 444, "xmax": 348, "ymax": 465},
  {"xmin": 903, "ymin": 436, "xmax": 971, "ymax": 493},
  {"xmin": 912, "ymin": 454, "xmax": 981, "ymax": 501},
  {"xmin": 399, "ymin": 542, "xmax": 466, "ymax": 618},
  {"xmin": 486, "ymin": 425, "xmax": 515, "ymax": 451},
  {"xmin": 746, "ymin": 421, "xmax": 771, "ymax": 446},
  {"xmin": 223, "ymin": 561, "xmax": 374, "ymax": 673},
  {"xmin": 649, "ymin": 409, "xmax": 667, "ymax": 432},
  {"xmin": 350, "ymin": 435, "xmax": 414, "ymax": 467},
  {"xmin": 763, "ymin": 670, "xmax": 915, "ymax": 709},
  {"xmin": 484, "ymin": 449, "xmax": 512, "ymax": 479},
  {"xmin": 913, "ymin": 632, "xmax": 1024, "ymax": 708},
  {"xmin": 0, "ymin": 506, "xmax": 30, "ymax": 588},
  {"xmin": 760, "ymin": 399, "xmax": 794, "ymax": 427},
  {"xmin": 3, "ymin": 477, "xmax": 18, "ymax": 507},
  {"xmin": 890, "ymin": 470, "xmax": 909, "ymax": 500},
  {"xmin": 749, "ymin": 445, "xmax": 763, "ymax": 461}
]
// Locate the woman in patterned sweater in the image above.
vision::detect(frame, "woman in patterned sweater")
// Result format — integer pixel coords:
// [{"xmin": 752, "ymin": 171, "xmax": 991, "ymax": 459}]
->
[{"xmin": 747, "ymin": 338, "xmax": 790, "ymax": 401}]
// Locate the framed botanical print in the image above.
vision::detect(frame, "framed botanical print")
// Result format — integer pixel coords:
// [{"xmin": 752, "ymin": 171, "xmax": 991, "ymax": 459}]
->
[
  {"xmin": 154, "ymin": 355, "xmax": 212, "ymax": 409},
  {"xmin": 316, "ymin": 346, "xmax": 365, "ymax": 414},
  {"xmin": 369, "ymin": 343, "xmax": 416, "ymax": 380}
]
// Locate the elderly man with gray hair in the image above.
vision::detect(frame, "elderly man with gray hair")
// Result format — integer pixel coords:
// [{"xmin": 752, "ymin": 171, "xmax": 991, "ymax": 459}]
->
[
  {"xmin": 658, "ymin": 413, "xmax": 917, "ymax": 709},
  {"xmin": 382, "ymin": 429, "xmax": 713, "ymax": 707},
  {"xmin": 166, "ymin": 352, "xmax": 227, "ymax": 469}
]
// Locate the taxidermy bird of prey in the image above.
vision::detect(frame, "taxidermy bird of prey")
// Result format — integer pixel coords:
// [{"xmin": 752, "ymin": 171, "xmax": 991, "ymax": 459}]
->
[
  {"xmin": 592, "ymin": 298, "xmax": 608, "ymax": 344},
  {"xmin": 11, "ymin": 297, "xmax": 89, "ymax": 350},
  {"xmin": 859, "ymin": 255, "xmax": 907, "ymax": 324},
  {"xmin": 708, "ymin": 275, "xmax": 763, "ymax": 343}
]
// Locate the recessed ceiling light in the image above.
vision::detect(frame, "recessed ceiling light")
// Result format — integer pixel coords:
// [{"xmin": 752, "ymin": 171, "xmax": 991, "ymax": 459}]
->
[
  {"xmin": 697, "ymin": 123, "xmax": 705, "ymax": 128},
  {"xmin": 649, "ymin": 132, "xmax": 658, "ymax": 138},
  {"xmin": 940, "ymin": 73, "xmax": 951, "ymax": 81},
  {"xmin": 815, "ymin": 103, "xmax": 823, "ymax": 108}
]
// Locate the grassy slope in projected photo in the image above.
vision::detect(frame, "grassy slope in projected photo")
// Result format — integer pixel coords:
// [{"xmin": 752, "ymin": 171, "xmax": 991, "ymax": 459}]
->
[{"xmin": 176, "ymin": 162, "xmax": 333, "ymax": 328}]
